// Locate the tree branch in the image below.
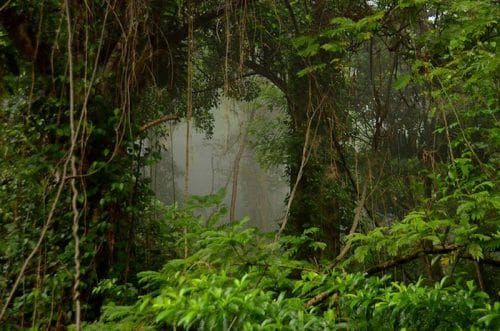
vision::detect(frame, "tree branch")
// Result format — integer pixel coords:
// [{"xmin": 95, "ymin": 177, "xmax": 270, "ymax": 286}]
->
[
  {"xmin": 244, "ymin": 59, "xmax": 288, "ymax": 94},
  {"xmin": 305, "ymin": 246, "xmax": 499, "ymax": 309},
  {"xmin": 139, "ymin": 114, "xmax": 179, "ymax": 133},
  {"xmin": 330, "ymin": 125, "xmax": 376, "ymax": 224},
  {"xmin": 367, "ymin": 246, "xmax": 500, "ymax": 275},
  {"xmin": 327, "ymin": 179, "xmax": 369, "ymax": 269},
  {"xmin": 164, "ymin": 0, "xmax": 256, "ymax": 44},
  {"xmin": 366, "ymin": 245, "xmax": 460, "ymax": 274},
  {"xmin": 0, "ymin": 0, "xmax": 12, "ymax": 13},
  {"xmin": 304, "ymin": 291, "xmax": 337, "ymax": 309}
]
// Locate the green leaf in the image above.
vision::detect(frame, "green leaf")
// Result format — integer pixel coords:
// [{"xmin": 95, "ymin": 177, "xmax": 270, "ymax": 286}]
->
[
  {"xmin": 293, "ymin": 36, "xmax": 320, "ymax": 57},
  {"xmin": 354, "ymin": 246, "xmax": 370, "ymax": 262},
  {"xmin": 321, "ymin": 43, "xmax": 343, "ymax": 53},
  {"xmin": 393, "ymin": 75, "xmax": 412, "ymax": 90},
  {"xmin": 467, "ymin": 243, "xmax": 483, "ymax": 260},
  {"xmin": 297, "ymin": 63, "xmax": 326, "ymax": 77}
]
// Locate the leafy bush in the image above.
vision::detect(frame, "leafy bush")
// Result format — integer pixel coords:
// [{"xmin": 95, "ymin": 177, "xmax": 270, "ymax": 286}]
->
[{"xmin": 86, "ymin": 197, "xmax": 499, "ymax": 330}]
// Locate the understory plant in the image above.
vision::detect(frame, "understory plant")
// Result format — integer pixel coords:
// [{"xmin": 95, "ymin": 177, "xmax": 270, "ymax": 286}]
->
[{"xmin": 85, "ymin": 194, "xmax": 499, "ymax": 331}]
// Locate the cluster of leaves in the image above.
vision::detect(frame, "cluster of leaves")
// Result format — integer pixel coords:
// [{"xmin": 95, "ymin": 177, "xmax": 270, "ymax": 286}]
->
[
  {"xmin": 349, "ymin": 154, "xmax": 499, "ymax": 265},
  {"xmin": 85, "ymin": 195, "xmax": 499, "ymax": 330},
  {"xmin": 293, "ymin": 9, "xmax": 384, "ymax": 77},
  {"xmin": 0, "ymin": 0, "xmax": 207, "ymax": 326},
  {"xmin": 339, "ymin": 0, "xmax": 499, "ymax": 282},
  {"xmin": 1, "ymin": 0, "xmax": 499, "ymax": 329},
  {"xmin": 0, "ymin": 68, "xmax": 78, "ymax": 327},
  {"xmin": 248, "ymin": 81, "xmax": 291, "ymax": 170}
]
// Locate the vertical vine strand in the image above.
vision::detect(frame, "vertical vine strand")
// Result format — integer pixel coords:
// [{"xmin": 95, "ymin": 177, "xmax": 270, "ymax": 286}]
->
[
  {"xmin": 64, "ymin": 0, "xmax": 81, "ymax": 329},
  {"xmin": 183, "ymin": 0, "xmax": 194, "ymax": 258}
]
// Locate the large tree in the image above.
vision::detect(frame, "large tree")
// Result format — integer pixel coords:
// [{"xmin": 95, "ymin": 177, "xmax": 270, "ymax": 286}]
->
[{"xmin": 0, "ymin": 0, "xmax": 250, "ymax": 325}]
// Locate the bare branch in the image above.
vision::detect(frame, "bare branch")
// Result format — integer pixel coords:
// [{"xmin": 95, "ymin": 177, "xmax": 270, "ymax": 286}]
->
[
  {"xmin": 139, "ymin": 114, "xmax": 179, "ymax": 133},
  {"xmin": 0, "ymin": 0, "xmax": 12, "ymax": 13},
  {"xmin": 304, "ymin": 291, "xmax": 337, "ymax": 309},
  {"xmin": 328, "ymin": 179, "xmax": 369, "ymax": 269},
  {"xmin": 276, "ymin": 93, "xmax": 326, "ymax": 239},
  {"xmin": 366, "ymin": 245, "xmax": 460, "ymax": 275},
  {"xmin": 244, "ymin": 59, "xmax": 288, "ymax": 94},
  {"xmin": 366, "ymin": 246, "xmax": 500, "ymax": 275}
]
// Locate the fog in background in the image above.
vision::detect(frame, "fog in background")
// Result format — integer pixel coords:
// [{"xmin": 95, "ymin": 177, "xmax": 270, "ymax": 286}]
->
[{"xmin": 147, "ymin": 98, "xmax": 289, "ymax": 232}]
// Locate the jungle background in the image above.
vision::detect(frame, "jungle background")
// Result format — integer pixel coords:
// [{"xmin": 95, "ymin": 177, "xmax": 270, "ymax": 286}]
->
[{"xmin": 0, "ymin": 0, "xmax": 499, "ymax": 330}]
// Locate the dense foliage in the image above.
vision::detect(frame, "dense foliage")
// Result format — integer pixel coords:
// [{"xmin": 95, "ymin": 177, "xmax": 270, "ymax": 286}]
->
[
  {"xmin": 86, "ymin": 199, "xmax": 499, "ymax": 330},
  {"xmin": 0, "ymin": 0, "xmax": 498, "ymax": 330}
]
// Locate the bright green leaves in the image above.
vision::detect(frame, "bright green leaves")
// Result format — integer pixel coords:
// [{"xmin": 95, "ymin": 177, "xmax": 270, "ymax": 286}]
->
[
  {"xmin": 407, "ymin": 0, "xmax": 499, "ymax": 161},
  {"xmin": 398, "ymin": 0, "xmax": 427, "ymax": 9},
  {"xmin": 327, "ymin": 10, "xmax": 385, "ymax": 40},
  {"xmin": 393, "ymin": 74, "xmax": 412, "ymax": 90},
  {"xmin": 92, "ymin": 201, "xmax": 337, "ymax": 330},
  {"xmin": 297, "ymin": 63, "xmax": 326, "ymax": 78},
  {"xmin": 468, "ymin": 243, "xmax": 484, "ymax": 260},
  {"xmin": 353, "ymin": 244, "xmax": 371, "ymax": 263},
  {"xmin": 347, "ymin": 153, "xmax": 499, "ymax": 278},
  {"xmin": 341, "ymin": 0, "xmax": 500, "ymax": 283},
  {"xmin": 475, "ymin": 301, "xmax": 500, "ymax": 329},
  {"xmin": 292, "ymin": 10, "xmax": 385, "ymax": 77},
  {"xmin": 86, "ymin": 196, "xmax": 499, "ymax": 330},
  {"xmin": 292, "ymin": 35, "xmax": 329, "ymax": 76},
  {"xmin": 293, "ymin": 36, "xmax": 321, "ymax": 58},
  {"xmin": 320, "ymin": 43, "xmax": 343, "ymax": 53},
  {"xmin": 148, "ymin": 272, "xmax": 274, "ymax": 329},
  {"xmin": 351, "ymin": 278, "xmax": 495, "ymax": 330}
]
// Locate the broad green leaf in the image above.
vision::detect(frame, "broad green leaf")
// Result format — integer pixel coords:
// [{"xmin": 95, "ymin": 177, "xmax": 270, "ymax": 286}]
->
[{"xmin": 393, "ymin": 75, "xmax": 412, "ymax": 90}]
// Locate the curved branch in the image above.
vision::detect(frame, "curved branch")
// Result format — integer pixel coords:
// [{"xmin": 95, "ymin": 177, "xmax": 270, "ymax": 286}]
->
[
  {"xmin": 366, "ymin": 246, "xmax": 459, "ymax": 275},
  {"xmin": 327, "ymin": 179, "xmax": 368, "ymax": 269},
  {"xmin": 366, "ymin": 246, "xmax": 500, "ymax": 275},
  {"xmin": 139, "ymin": 114, "xmax": 179, "ymax": 133},
  {"xmin": 306, "ymin": 246, "xmax": 499, "ymax": 309},
  {"xmin": 305, "ymin": 291, "xmax": 337, "ymax": 309},
  {"xmin": 244, "ymin": 59, "xmax": 288, "ymax": 94}
]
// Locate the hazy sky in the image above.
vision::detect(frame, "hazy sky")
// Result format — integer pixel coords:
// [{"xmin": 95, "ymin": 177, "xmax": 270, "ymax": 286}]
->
[{"xmin": 152, "ymin": 98, "xmax": 289, "ymax": 231}]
